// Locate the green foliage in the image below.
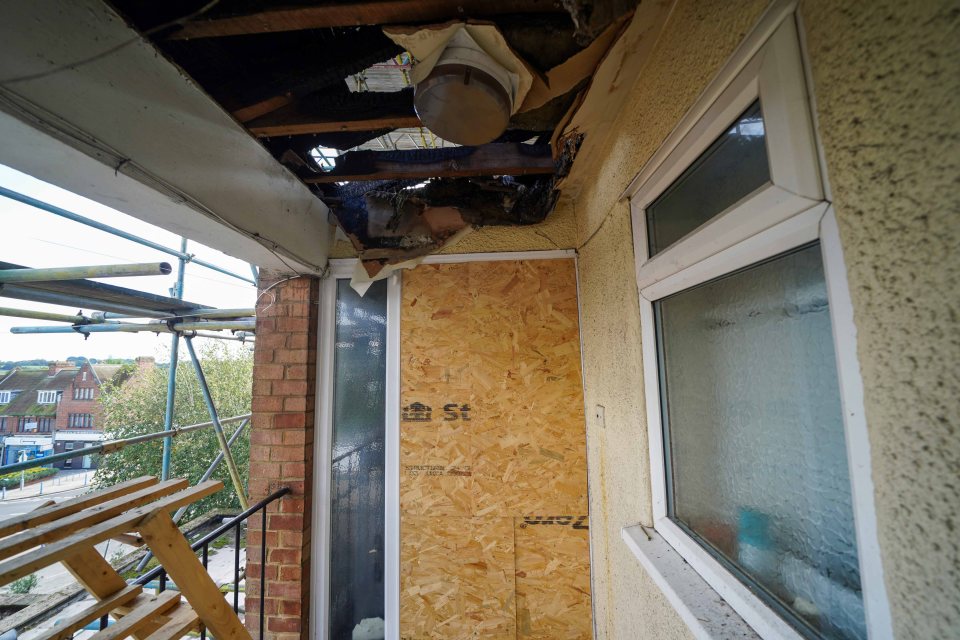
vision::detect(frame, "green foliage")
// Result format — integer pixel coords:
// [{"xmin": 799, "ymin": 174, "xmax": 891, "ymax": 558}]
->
[
  {"xmin": 94, "ymin": 342, "xmax": 252, "ymax": 521},
  {"xmin": 0, "ymin": 467, "xmax": 57, "ymax": 489},
  {"xmin": 10, "ymin": 574, "xmax": 38, "ymax": 594}
]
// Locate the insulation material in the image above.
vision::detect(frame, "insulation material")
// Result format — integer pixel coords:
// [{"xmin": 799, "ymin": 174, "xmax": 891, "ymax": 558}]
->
[
  {"xmin": 400, "ymin": 259, "xmax": 591, "ymax": 638},
  {"xmin": 519, "ymin": 13, "xmax": 631, "ymax": 112}
]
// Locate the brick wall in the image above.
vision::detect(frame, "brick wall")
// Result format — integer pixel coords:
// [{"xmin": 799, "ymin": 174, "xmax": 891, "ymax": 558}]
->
[
  {"xmin": 54, "ymin": 364, "xmax": 100, "ymax": 431},
  {"xmin": 245, "ymin": 272, "xmax": 318, "ymax": 640}
]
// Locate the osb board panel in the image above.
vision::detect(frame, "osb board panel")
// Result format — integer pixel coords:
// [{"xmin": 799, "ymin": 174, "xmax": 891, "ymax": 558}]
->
[
  {"xmin": 400, "ymin": 516, "xmax": 516, "ymax": 640},
  {"xmin": 515, "ymin": 517, "xmax": 592, "ymax": 639},
  {"xmin": 400, "ymin": 259, "xmax": 591, "ymax": 638}
]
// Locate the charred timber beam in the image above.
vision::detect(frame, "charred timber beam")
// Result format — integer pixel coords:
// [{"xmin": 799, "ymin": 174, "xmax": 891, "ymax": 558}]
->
[
  {"xmin": 168, "ymin": 0, "xmax": 566, "ymax": 40},
  {"xmin": 304, "ymin": 144, "xmax": 555, "ymax": 183}
]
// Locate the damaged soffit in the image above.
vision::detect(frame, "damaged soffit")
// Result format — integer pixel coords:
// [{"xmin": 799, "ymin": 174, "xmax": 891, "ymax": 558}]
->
[{"xmin": 104, "ymin": 0, "xmax": 639, "ymax": 273}]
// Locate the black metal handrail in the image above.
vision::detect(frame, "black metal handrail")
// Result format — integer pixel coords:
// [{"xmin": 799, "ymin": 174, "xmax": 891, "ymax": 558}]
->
[{"xmin": 128, "ymin": 486, "xmax": 291, "ymax": 639}]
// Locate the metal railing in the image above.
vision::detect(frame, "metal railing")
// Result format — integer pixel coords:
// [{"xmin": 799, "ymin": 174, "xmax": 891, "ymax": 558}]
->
[{"xmin": 132, "ymin": 486, "xmax": 291, "ymax": 639}]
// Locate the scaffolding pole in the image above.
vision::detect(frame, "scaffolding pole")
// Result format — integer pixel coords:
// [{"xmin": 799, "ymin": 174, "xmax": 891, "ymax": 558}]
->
[
  {"xmin": 0, "ymin": 414, "xmax": 250, "ymax": 474},
  {"xmin": 90, "ymin": 308, "xmax": 255, "ymax": 321},
  {"xmin": 161, "ymin": 238, "xmax": 189, "ymax": 481},
  {"xmin": 0, "ymin": 285, "xmax": 176, "ymax": 317},
  {"xmin": 183, "ymin": 330, "xmax": 255, "ymax": 342},
  {"xmin": 0, "ymin": 307, "xmax": 106, "ymax": 324},
  {"xmin": 136, "ymin": 417, "xmax": 250, "ymax": 572},
  {"xmin": 9, "ymin": 320, "xmax": 255, "ymax": 334},
  {"xmin": 0, "ymin": 186, "xmax": 256, "ymax": 285},
  {"xmin": 184, "ymin": 336, "xmax": 249, "ymax": 509},
  {"xmin": 0, "ymin": 262, "xmax": 172, "ymax": 283}
]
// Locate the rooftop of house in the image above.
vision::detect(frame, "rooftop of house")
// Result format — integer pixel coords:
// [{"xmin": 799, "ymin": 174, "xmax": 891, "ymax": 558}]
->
[{"xmin": 0, "ymin": 369, "xmax": 75, "ymax": 416}]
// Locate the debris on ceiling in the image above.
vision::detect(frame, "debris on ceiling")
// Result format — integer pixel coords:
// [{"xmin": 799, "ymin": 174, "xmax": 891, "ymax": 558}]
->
[{"xmin": 105, "ymin": 0, "xmax": 639, "ymax": 269}]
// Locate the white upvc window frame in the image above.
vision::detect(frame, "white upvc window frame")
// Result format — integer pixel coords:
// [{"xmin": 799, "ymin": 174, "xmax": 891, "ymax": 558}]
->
[
  {"xmin": 623, "ymin": 6, "xmax": 893, "ymax": 640},
  {"xmin": 36, "ymin": 390, "xmax": 59, "ymax": 404},
  {"xmin": 0, "ymin": 391, "xmax": 11, "ymax": 404},
  {"xmin": 311, "ymin": 262, "xmax": 401, "ymax": 640}
]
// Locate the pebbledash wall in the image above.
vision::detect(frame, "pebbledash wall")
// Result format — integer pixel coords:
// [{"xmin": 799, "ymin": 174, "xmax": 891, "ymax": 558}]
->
[
  {"xmin": 573, "ymin": 0, "xmax": 959, "ymax": 639},
  {"xmin": 246, "ymin": 1, "xmax": 959, "ymax": 638}
]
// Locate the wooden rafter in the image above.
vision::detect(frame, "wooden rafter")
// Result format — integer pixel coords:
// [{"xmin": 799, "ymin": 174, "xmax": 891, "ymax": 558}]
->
[
  {"xmin": 240, "ymin": 88, "xmax": 416, "ymax": 130},
  {"xmin": 233, "ymin": 95, "xmax": 295, "ymax": 123},
  {"xmin": 169, "ymin": 0, "xmax": 566, "ymax": 40},
  {"xmin": 305, "ymin": 143, "xmax": 555, "ymax": 183},
  {"xmin": 250, "ymin": 114, "xmax": 422, "ymax": 137}
]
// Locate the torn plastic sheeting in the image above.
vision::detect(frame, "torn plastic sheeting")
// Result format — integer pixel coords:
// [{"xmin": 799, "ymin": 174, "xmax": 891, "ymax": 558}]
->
[{"xmin": 350, "ymin": 225, "xmax": 473, "ymax": 295}]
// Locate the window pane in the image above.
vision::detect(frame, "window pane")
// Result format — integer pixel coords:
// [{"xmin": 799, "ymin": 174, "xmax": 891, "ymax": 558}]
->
[
  {"xmin": 646, "ymin": 101, "xmax": 770, "ymax": 256},
  {"xmin": 329, "ymin": 279, "xmax": 388, "ymax": 640},
  {"xmin": 655, "ymin": 243, "xmax": 866, "ymax": 640}
]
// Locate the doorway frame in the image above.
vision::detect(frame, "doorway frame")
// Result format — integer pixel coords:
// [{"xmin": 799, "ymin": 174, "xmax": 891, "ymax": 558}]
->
[
  {"xmin": 311, "ymin": 262, "xmax": 401, "ymax": 640},
  {"xmin": 310, "ymin": 250, "xmax": 575, "ymax": 639}
]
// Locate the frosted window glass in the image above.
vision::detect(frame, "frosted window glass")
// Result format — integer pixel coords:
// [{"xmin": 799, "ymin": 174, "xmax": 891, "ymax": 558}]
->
[
  {"xmin": 655, "ymin": 244, "xmax": 866, "ymax": 640},
  {"xmin": 329, "ymin": 279, "xmax": 387, "ymax": 640},
  {"xmin": 646, "ymin": 101, "xmax": 770, "ymax": 256}
]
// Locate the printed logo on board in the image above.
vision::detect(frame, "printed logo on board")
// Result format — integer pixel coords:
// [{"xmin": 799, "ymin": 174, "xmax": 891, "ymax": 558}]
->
[
  {"xmin": 401, "ymin": 402, "xmax": 432, "ymax": 422},
  {"xmin": 442, "ymin": 403, "xmax": 471, "ymax": 421},
  {"xmin": 520, "ymin": 515, "xmax": 589, "ymax": 530},
  {"xmin": 402, "ymin": 402, "xmax": 472, "ymax": 422}
]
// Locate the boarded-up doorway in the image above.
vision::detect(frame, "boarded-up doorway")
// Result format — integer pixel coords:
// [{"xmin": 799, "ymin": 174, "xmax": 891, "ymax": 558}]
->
[{"xmin": 399, "ymin": 259, "xmax": 591, "ymax": 639}]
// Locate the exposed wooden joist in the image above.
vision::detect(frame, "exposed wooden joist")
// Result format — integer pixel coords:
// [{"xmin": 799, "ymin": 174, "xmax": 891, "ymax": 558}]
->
[
  {"xmin": 250, "ymin": 114, "xmax": 422, "ymax": 137},
  {"xmin": 304, "ymin": 143, "xmax": 555, "ymax": 183},
  {"xmin": 242, "ymin": 88, "xmax": 417, "ymax": 131},
  {"xmin": 233, "ymin": 95, "xmax": 294, "ymax": 123},
  {"xmin": 169, "ymin": 0, "xmax": 565, "ymax": 40}
]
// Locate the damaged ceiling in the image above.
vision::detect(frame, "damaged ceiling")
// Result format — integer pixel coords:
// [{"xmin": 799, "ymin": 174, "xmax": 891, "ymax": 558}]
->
[{"xmin": 105, "ymin": 0, "xmax": 639, "ymax": 274}]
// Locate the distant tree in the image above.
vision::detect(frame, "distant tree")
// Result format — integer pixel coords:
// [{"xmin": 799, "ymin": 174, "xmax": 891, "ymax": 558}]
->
[{"xmin": 95, "ymin": 342, "xmax": 252, "ymax": 520}]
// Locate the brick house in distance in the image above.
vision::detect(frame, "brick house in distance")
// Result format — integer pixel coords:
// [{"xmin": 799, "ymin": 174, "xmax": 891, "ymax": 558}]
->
[{"xmin": 0, "ymin": 357, "xmax": 153, "ymax": 468}]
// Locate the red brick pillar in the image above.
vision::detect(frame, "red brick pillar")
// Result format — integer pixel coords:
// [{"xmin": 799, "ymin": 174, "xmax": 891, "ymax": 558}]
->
[{"xmin": 245, "ymin": 272, "xmax": 318, "ymax": 640}]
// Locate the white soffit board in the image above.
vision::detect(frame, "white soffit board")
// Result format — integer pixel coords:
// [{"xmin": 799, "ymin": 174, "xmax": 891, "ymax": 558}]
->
[{"xmin": 0, "ymin": 0, "xmax": 330, "ymax": 274}]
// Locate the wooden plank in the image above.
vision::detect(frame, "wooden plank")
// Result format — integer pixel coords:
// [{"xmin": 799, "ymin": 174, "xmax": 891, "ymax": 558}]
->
[
  {"xmin": 233, "ymin": 94, "xmax": 293, "ymax": 123},
  {"xmin": 33, "ymin": 584, "xmax": 142, "ymax": 640},
  {"xmin": 62, "ymin": 546, "xmax": 127, "ymax": 596},
  {"xmin": 111, "ymin": 533, "xmax": 145, "ymax": 546},
  {"xmin": 0, "ymin": 481, "xmax": 223, "ymax": 586},
  {"xmin": 139, "ymin": 511, "xmax": 251, "ymax": 640},
  {"xmin": 61, "ymin": 548, "xmax": 162, "ymax": 640},
  {"xmin": 87, "ymin": 591, "xmax": 182, "ymax": 640},
  {"xmin": 0, "ymin": 476, "xmax": 157, "ymax": 538},
  {"xmin": 305, "ymin": 144, "xmax": 556, "ymax": 184},
  {"xmin": 249, "ymin": 114, "xmax": 421, "ymax": 137},
  {"xmin": 0, "ymin": 479, "xmax": 188, "ymax": 561},
  {"xmin": 169, "ymin": 0, "xmax": 564, "ymax": 39},
  {"xmin": 143, "ymin": 603, "xmax": 201, "ymax": 640}
]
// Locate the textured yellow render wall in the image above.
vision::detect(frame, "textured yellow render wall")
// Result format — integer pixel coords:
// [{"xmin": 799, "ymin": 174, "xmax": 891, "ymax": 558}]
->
[
  {"xmin": 572, "ymin": 0, "xmax": 959, "ymax": 638},
  {"xmin": 799, "ymin": 1, "xmax": 959, "ymax": 636}
]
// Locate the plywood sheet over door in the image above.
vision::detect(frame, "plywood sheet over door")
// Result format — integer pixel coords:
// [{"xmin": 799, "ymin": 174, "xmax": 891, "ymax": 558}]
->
[{"xmin": 399, "ymin": 259, "xmax": 591, "ymax": 639}]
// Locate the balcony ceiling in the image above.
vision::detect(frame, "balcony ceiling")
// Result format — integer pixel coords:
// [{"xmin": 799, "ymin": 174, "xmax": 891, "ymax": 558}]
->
[{"xmin": 0, "ymin": 1, "xmax": 638, "ymax": 274}]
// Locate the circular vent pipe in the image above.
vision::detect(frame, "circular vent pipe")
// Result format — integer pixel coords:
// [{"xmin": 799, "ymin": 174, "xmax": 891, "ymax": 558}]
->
[{"xmin": 413, "ymin": 34, "xmax": 515, "ymax": 146}]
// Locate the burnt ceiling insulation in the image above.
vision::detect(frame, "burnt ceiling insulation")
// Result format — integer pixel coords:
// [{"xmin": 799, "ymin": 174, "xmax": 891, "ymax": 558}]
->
[{"xmin": 106, "ymin": 0, "xmax": 638, "ymax": 273}]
